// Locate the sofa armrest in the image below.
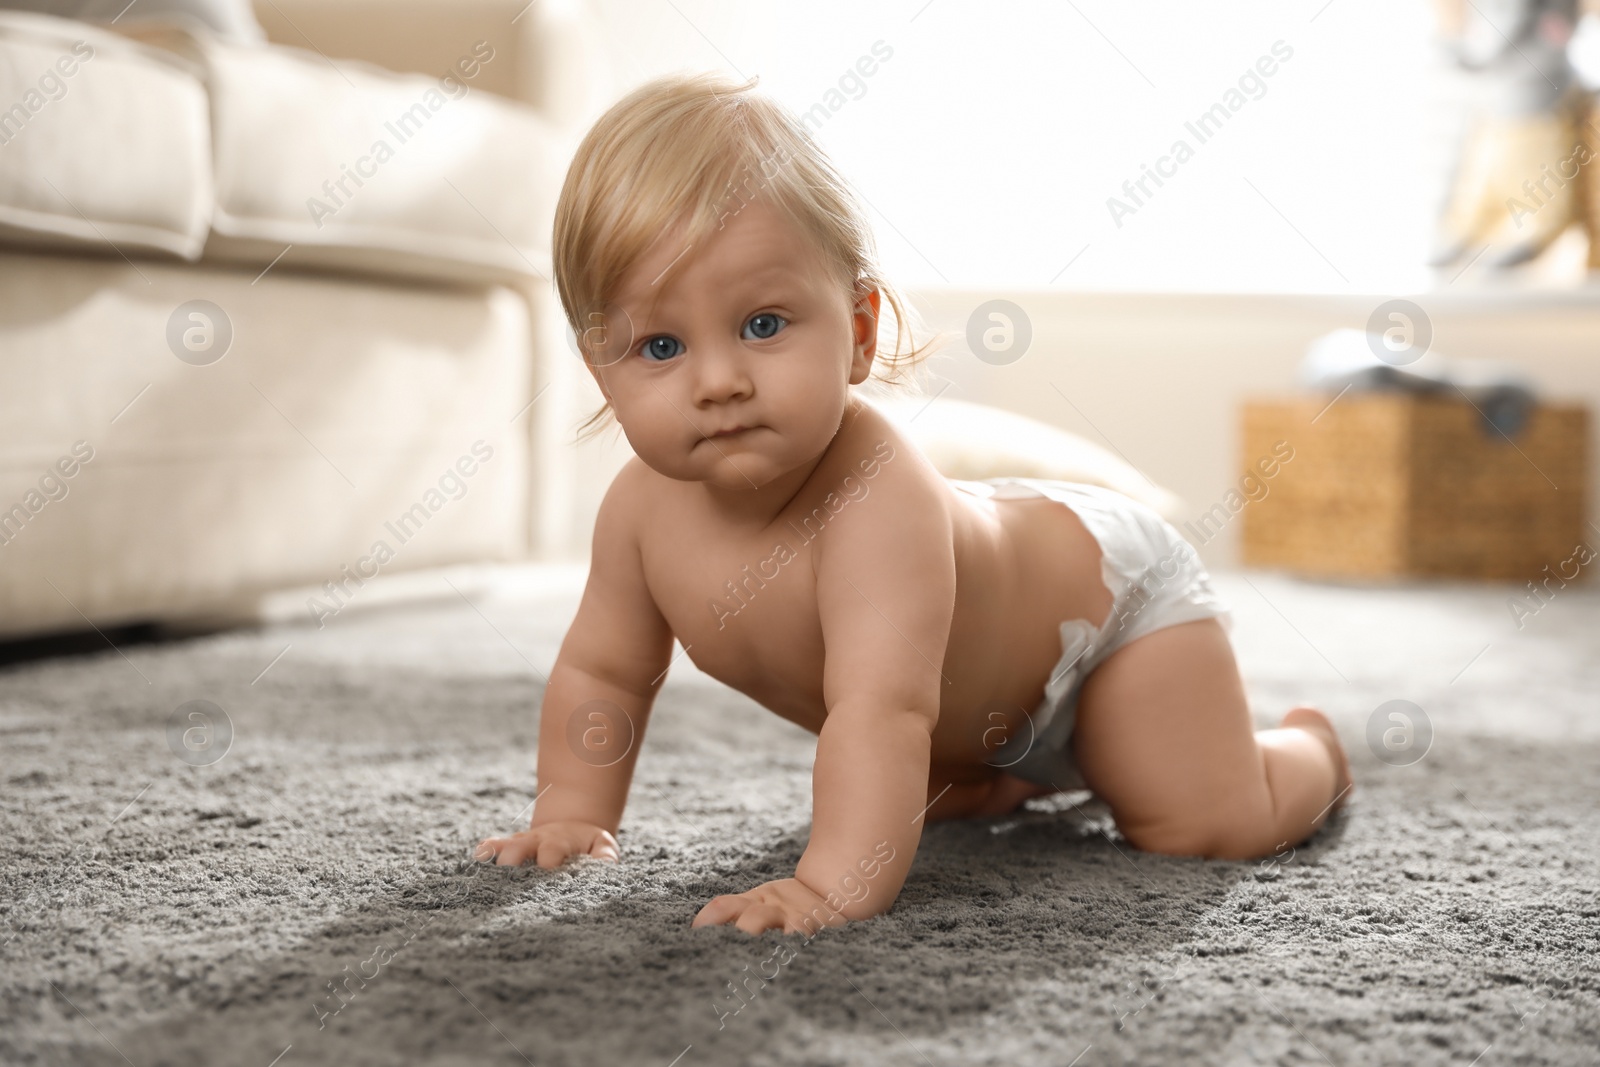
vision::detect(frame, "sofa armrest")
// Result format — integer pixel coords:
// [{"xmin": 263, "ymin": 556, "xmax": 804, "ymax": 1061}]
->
[{"xmin": 251, "ymin": 0, "xmax": 608, "ymax": 130}]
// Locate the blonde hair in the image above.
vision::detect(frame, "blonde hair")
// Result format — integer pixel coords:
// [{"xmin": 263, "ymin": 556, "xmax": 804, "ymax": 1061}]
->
[{"xmin": 552, "ymin": 70, "xmax": 941, "ymax": 443}]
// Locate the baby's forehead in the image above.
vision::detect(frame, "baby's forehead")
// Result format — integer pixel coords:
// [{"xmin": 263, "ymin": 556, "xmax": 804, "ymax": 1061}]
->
[{"xmin": 613, "ymin": 221, "xmax": 832, "ymax": 312}]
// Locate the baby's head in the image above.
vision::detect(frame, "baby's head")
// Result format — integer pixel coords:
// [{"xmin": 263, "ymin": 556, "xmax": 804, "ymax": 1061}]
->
[{"xmin": 553, "ymin": 71, "xmax": 933, "ymax": 489}]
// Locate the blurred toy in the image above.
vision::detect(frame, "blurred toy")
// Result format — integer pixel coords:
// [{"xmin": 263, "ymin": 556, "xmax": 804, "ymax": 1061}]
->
[
  {"xmin": 1301, "ymin": 328, "xmax": 1537, "ymax": 436},
  {"xmin": 1565, "ymin": 0, "xmax": 1600, "ymax": 263},
  {"xmin": 1428, "ymin": 0, "xmax": 1597, "ymax": 270}
]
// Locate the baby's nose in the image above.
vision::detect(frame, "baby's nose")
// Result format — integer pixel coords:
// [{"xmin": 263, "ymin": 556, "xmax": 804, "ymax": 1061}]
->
[{"xmin": 692, "ymin": 344, "xmax": 754, "ymax": 404}]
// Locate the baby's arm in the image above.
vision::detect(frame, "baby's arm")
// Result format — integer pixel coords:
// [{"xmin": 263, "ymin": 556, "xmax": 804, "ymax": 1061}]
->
[
  {"xmin": 476, "ymin": 464, "xmax": 674, "ymax": 867},
  {"xmin": 693, "ymin": 460, "xmax": 955, "ymax": 933}
]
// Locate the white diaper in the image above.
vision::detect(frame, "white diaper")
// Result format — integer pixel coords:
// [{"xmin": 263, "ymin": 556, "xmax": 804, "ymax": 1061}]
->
[{"xmin": 953, "ymin": 477, "xmax": 1232, "ymax": 790}]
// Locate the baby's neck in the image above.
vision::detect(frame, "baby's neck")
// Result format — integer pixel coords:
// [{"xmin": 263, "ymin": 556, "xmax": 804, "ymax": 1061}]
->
[
  {"xmin": 697, "ymin": 446, "xmax": 832, "ymax": 530},
  {"xmin": 695, "ymin": 394, "xmax": 868, "ymax": 529}
]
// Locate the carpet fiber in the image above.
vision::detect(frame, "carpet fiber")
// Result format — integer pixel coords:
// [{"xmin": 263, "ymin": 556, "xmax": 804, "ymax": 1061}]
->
[{"xmin": 3, "ymin": 569, "xmax": 1597, "ymax": 1066}]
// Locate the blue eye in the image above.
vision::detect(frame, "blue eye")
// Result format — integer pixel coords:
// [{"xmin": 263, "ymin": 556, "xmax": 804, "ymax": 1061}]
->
[
  {"xmin": 743, "ymin": 313, "xmax": 787, "ymax": 340},
  {"xmin": 640, "ymin": 336, "xmax": 684, "ymax": 362}
]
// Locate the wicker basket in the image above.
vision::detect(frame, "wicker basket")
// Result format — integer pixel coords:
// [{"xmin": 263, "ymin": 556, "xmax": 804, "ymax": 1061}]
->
[{"xmin": 1239, "ymin": 394, "xmax": 1590, "ymax": 580}]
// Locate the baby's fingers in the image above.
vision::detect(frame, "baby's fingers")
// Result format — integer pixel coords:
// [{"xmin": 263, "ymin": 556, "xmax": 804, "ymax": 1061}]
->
[
  {"xmin": 476, "ymin": 825, "xmax": 620, "ymax": 869},
  {"xmin": 477, "ymin": 830, "xmax": 555, "ymax": 867},
  {"xmin": 585, "ymin": 829, "xmax": 621, "ymax": 864},
  {"xmin": 736, "ymin": 903, "xmax": 786, "ymax": 936},
  {"xmin": 535, "ymin": 837, "xmax": 577, "ymax": 869},
  {"xmin": 473, "ymin": 836, "xmax": 506, "ymax": 862},
  {"xmin": 531, "ymin": 831, "xmax": 617, "ymax": 868},
  {"xmin": 477, "ymin": 832, "xmax": 540, "ymax": 867},
  {"xmin": 692, "ymin": 894, "xmax": 745, "ymax": 929}
]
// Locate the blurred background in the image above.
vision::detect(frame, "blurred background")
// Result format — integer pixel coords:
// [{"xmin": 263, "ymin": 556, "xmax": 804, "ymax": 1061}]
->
[{"xmin": 1, "ymin": 0, "xmax": 1595, "ymax": 640}]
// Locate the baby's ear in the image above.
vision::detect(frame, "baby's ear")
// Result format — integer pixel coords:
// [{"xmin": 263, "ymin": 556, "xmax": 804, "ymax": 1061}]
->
[{"xmin": 849, "ymin": 284, "xmax": 881, "ymax": 383}]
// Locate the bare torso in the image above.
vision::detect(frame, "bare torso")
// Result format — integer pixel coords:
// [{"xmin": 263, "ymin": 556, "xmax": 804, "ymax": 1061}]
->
[{"xmin": 632, "ymin": 397, "xmax": 1114, "ymax": 798}]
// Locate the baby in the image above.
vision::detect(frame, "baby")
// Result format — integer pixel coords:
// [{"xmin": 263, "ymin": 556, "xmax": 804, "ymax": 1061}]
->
[{"xmin": 475, "ymin": 72, "xmax": 1352, "ymax": 935}]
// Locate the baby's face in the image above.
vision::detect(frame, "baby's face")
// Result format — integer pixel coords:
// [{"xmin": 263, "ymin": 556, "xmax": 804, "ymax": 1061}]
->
[{"xmin": 584, "ymin": 197, "xmax": 878, "ymax": 490}]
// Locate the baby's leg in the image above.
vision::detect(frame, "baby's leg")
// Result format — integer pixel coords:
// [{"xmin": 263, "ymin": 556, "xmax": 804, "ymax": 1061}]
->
[{"xmin": 1071, "ymin": 618, "xmax": 1350, "ymax": 861}]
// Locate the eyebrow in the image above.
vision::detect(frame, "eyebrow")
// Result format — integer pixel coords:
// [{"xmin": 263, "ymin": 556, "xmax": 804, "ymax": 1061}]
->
[{"xmin": 625, "ymin": 261, "xmax": 803, "ymax": 331}]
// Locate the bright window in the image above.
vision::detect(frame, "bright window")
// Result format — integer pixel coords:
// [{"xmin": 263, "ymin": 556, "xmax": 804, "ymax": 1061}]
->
[{"xmin": 591, "ymin": 0, "xmax": 1469, "ymax": 293}]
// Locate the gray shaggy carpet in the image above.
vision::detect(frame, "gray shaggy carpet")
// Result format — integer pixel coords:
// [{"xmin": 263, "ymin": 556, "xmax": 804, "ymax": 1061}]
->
[{"xmin": 2, "ymin": 568, "xmax": 1597, "ymax": 1067}]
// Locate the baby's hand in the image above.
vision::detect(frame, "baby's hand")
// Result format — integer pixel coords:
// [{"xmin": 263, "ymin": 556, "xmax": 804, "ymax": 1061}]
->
[
  {"xmin": 692, "ymin": 878, "xmax": 849, "ymax": 936},
  {"xmin": 474, "ymin": 821, "xmax": 620, "ymax": 868}
]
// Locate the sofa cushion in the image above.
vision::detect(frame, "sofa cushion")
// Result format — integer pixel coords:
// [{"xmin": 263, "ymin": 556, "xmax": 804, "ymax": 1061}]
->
[
  {"xmin": 0, "ymin": 12, "xmax": 212, "ymax": 259},
  {"xmin": 137, "ymin": 26, "xmax": 558, "ymax": 286}
]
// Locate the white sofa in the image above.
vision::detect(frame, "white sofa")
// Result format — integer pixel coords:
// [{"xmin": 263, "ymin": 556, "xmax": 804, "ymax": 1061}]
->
[{"xmin": 0, "ymin": 1, "xmax": 602, "ymax": 639}]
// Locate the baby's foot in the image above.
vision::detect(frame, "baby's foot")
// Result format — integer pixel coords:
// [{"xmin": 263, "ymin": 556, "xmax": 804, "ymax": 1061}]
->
[{"xmin": 1281, "ymin": 706, "xmax": 1352, "ymax": 819}]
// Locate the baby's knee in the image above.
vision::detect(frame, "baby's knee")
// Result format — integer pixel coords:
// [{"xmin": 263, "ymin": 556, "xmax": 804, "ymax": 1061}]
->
[{"xmin": 1120, "ymin": 808, "xmax": 1275, "ymax": 861}]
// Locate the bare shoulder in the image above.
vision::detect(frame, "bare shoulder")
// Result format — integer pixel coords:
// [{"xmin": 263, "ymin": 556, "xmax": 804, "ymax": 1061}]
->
[
  {"xmin": 586, "ymin": 454, "xmax": 675, "ymax": 606},
  {"xmin": 603, "ymin": 453, "xmax": 659, "ymax": 510},
  {"xmin": 807, "ymin": 396, "xmax": 956, "ymax": 571},
  {"xmin": 815, "ymin": 396, "xmax": 953, "ymax": 526},
  {"xmin": 593, "ymin": 454, "xmax": 673, "ymax": 546},
  {"xmin": 569, "ymin": 455, "xmax": 674, "ymax": 694}
]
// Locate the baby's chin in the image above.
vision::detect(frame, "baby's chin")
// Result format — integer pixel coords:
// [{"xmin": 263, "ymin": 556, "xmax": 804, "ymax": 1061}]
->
[
  {"xmin": 695, "ymin": 454, "xmax": 796, "ymax": 490},
  {"xmin": 651, "ymin": 444, "xmax": 809, "ymax": 490},
  {"xmin": 626, "ymin": 426, "xmax": 838, "ymax": 489}
]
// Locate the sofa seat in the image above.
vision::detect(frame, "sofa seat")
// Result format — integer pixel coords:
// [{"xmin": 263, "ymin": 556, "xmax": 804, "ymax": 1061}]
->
[{"xmin": 0, "ymin": 251, "xmax": 534, "ymax": 638}]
